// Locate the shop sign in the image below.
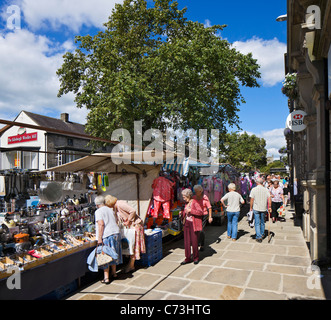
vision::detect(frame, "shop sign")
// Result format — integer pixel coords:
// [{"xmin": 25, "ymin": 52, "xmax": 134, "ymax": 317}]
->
[
  {"xmin": 286, "ymin": 111, "xmax": 307, "ymax": 132},
  {"xmin": 8, "ymin": 132, "xmax": 38, "ymax": 145}
]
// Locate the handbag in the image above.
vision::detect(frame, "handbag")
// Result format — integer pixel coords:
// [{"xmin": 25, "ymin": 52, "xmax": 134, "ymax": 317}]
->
[
  {"xmin": 120, "ymin": 228, "xmax": 136, "ymax": 256},
  {"xmin": 181, "ymin": 200, "xmax": 192, "ymax": 226},
  {"xmin": 96, "ymin": 246, "xmax": 113, "ymax": 267},
  {"xmin": 115, "ymin": 208, "xmax": 136, "ymax": 255},
  {"xmin": 277, "ymin": 205, "xmax": 286, "ymax": 218}
]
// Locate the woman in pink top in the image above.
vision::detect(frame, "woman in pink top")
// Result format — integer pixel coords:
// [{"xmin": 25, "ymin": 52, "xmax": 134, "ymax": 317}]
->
[
  {"xmin": 193, "ymin": 185, "xmax": 212, "ymax": 252},
  {"xmin": 105, "ymin": 195, "xmax": 146, "ymax": 273},
  {"xmin": 270, "ymin": 180, "xmax": 284, "ymax": 223},
  {"xmin": 180, "ymin": 189, "xmax": 204, "ymax": 265}
]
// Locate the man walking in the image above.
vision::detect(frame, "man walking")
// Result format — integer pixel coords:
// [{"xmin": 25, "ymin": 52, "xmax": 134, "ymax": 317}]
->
[{"xmin": 249, "ymin": 178, "xmax": 272, "ymax": 243}]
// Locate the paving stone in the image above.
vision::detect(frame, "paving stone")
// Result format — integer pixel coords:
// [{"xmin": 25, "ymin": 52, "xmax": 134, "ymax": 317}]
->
[
  {"xmin": 222, "ymin": 250, "xmax": 274, "ymax": 263},
  {"xmin": 199, "ymin": 257, "xmax": 226, "ymax": 267},
  {"xmin": 93, "ymin": 283, "xmax": 128, "ymax": 296},
  {"xmin": 162, "ymin": 253, "xmax": 184, "ymax": 262},
  {"xmin": 220, "ymin": 286, "xmax": 243, "ymax": 300},
  {"xmin": 287, "ymin": 246, "xmax": 310, "ymax": 257},
  {"xmin": 153, "ymin": 277, "xmax": 191, "ymax": 294},
  {"xmin": 265, "ymin": 264, "xmax": 307, "ymax": 276},
  {"xmin": 209, "ymin": 241, "xmax": 230, "ymax": 250},
  {"xmin": 247, "ymin": 271, "xmax": 282, "ymax": 291},
  {"xmin": 282, "ymin": 275, "xmax": 325, "ymax": 298},
  {"xmin": 252, "ymin": 243, "xmax": 287, "ymax": 255},
  {"xmin": 165, "ymin": 294, "xmax": 200, "ymax": 300},
  {"xmin": 181, "ymin": 281, "xmax": 225, "ymax": 299},
  {"xmin": 273, "ymin": 239, "xmax": 306, "ymax": 246},
  {"xmin": 185, "ymin": 266, "xmax": 214, "ymax": 280},
  {"xmin": 139, "ymin": 290, "xmax": 169, "ymax": 300},
  {"xmin": 171, "ymin": 263, "xmax": 197, "ymax": 278},
  {"xmin": 116, "ymin": 287, "xmax": 146, "ymax": 300},
  {"xmin": 223, "ymin": 260, "xmax": 265, "ymax": 271},
  {"xmin": 273, "ymin": 255, "xmax": 311, "ymax": 267},
  {"xmin": 139, "ymin": 261, "xmax": 180, "ymax": 276},
  {"xmin": 241, "ymin": 289, "xmax": 287, "ymax": 300},
  {"xmin": 78, "ymin": 293, "xmax": 104, "ymax": 300},
  {"xmin": 205, "ymin": 267, "xmax": 251, "ymax": 286},
  {"xmin": 226, "ymin": 243, "xmax": 255, "ymax": 252},
  {"xmin": 126, "ymin": 273, "xmax": 164, "ymax": 289}
]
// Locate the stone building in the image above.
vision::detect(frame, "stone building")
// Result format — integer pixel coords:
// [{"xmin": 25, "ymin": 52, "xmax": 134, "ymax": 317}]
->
[
  {"xmin": 285, "ymin": 0, "xmax": 331, "ymax": 261},
  {"xmin": 0, "ymin": 111, "xmax": 113, "ymax": 171}
]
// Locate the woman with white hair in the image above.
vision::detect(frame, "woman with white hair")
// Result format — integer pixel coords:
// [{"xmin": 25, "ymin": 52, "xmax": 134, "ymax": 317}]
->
[
  {"xmin": 192, "ymin": 185, "xmax": 212, "ymax": 252},
  {"xmin": 94, "ymin": 195, "xmax": 122, "ymax": 284},
  {"xmin": 180, "ymin": 188, "xmax": 204, "ymax": 265},
  {"xmin": 221, "ymin": 183, "xmax": 244, "ymax": 241}
]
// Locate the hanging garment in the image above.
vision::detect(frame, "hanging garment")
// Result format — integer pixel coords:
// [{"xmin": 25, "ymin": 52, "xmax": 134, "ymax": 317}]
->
[
  {"xmin": 240, "ymin": 179, "xmax": 248, "ymax": 196},
  {"xmin": 152, "ymin": 200, "xmax": 171, "ymax": 219},
  {"xmin": 152, "ymin": 176, "xmax": 175, "ymax": 202},
  {"xmin": 213, "ymin": 178, "xmax": 223, "ymax": 203},
  {"xmin": 202, "ymin": 177, "xmax": 213, "ymax": 198}
]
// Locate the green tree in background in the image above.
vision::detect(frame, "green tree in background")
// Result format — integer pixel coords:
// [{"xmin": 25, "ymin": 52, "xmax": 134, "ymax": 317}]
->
[
  {"xmin": 260, "ymin": 160, "xmax": 287, "ymax": 175},
  {"xmin": 57, "ymin": 0, "xmax": 261, "ymax": 142},
  {"xmin": 221, "ymin": 132, "xmax": 267, "ymax": 171}
]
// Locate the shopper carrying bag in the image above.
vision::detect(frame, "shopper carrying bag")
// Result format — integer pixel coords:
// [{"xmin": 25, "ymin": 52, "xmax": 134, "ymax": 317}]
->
[{"xmin": 93, "ymin": 196, "xmax": 122, "ymax": 284}]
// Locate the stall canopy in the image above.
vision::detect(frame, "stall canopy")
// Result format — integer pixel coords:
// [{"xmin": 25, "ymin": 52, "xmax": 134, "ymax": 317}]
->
[
  {"xmin": 41, "ymin": 151, "xmax": 176, "ymax": 223},
  {"xmin": 163, "ymin": 157, "xmax": 212, "ymax": 176}
]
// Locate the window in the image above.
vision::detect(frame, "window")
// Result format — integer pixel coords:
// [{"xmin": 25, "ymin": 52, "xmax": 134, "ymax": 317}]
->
[
  {"xmin": 67, "ymin": 138, "xmax": 73, "ymax": 146},
  {"xmin": 2, "ymin": 151, "xmax": 20, "ymax": 169},
  {"xmin": 2, "ymin": 151, "xmax": 38, "ymax": 170},
  {"xmin": 23, "ymin": 151, "xmax": 38, "ymax": 170},
  {"xmin": 57, "ymin": 150, "xmax": 87, "ymax": 165}
]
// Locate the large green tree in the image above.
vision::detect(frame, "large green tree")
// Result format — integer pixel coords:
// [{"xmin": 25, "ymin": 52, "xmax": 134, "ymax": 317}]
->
[
  {"xmin": 57, "ymin": 0, "xmax": 261, "ymax": 141},
  {"xmin": 221, "ymin": 132, "xmax": 267, "ymax": 170}
]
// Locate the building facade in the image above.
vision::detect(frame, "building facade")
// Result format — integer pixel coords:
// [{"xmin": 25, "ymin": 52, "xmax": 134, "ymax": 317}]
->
[
  {"xmin": 0, "ymin": 111, "xmax": 113, "ymax": 171},
  {"xmin": 286, "ymin": 0, "xmax": 331, "ymax": 261}
]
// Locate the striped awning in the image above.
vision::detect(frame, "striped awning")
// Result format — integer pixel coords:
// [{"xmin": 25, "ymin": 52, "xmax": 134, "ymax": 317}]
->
[
  {"xmin": 163, "ymin": 158, "xmax": 211, "ymax": 176},
  {"xmin": 163, "ymin": 157, "xmax": 190, "ymax": 176}
]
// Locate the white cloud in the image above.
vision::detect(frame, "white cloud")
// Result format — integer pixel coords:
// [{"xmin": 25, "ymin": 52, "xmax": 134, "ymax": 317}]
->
[
  {"xmin": 204, "ymin": 19, "xmax": 212, "ymax": 28},
  {"xmin": 17, "ymin": 0, "xmax": 124, "ymax": 32},
  {"xmin": 233, "ymin": 37, "xmax": 286, "ymax": 87},
  {"xmin": 0, "ymin": 29, "xmax": 87, "ymax": 124},
  {"xmin": 243, "ymin": 128, "xmax": 286, "ymax": 159}
]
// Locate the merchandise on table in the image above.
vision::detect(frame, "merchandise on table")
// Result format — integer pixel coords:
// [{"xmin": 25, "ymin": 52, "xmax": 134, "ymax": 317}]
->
[{"xmin": 0, "ymin": 170, "xmax": 99, "ymax": 280}]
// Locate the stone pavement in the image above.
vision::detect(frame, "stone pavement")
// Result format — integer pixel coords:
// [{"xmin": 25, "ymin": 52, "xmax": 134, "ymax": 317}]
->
[{"xmin": 68, "ymin": 207, "xmax": 330, "ymax": 300}]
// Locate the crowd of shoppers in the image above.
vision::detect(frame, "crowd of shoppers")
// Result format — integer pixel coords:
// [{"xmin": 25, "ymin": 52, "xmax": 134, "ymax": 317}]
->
[
  {"xmin": 179, "ymin": 173, "xmax": 290, "ymax": 264},
  {"xmin": 93, "ymin": 172, "xmax": 289, "ymax": 273}
]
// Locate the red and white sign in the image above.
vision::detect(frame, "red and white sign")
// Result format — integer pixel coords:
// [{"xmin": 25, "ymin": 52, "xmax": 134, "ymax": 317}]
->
[
  {"xmin": 286, "ymin": 110, "xmax": 307, "ymax": 132},
  {"xmin": 293, "ymin": 114, "xmax": 303, "ymax": 120},
  {"xmin": 8, "ymin": 132, "xmax": 38, "ymax": 145}
]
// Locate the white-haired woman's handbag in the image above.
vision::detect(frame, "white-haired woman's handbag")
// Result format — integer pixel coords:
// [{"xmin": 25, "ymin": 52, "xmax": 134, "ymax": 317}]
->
[{"xmin": 96, "ymin": 246, "xmax": 113, "ymax": 267}]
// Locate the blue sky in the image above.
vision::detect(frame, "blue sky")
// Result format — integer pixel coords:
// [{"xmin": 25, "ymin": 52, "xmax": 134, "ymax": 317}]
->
[{"xmin": 0, "ymin": 0, "xmax": 288, "ymax": 158}]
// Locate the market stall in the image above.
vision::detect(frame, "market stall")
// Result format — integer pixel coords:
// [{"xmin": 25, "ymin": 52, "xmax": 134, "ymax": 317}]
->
[{"xmin": 0, "ymin": 151, "xmax": 171, "ymax": 299}]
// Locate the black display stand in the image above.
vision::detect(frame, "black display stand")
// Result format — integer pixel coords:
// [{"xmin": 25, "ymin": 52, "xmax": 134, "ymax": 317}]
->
[{"xmin": 0, "ymin": 246, "xmax": 95, "ymax": 300}]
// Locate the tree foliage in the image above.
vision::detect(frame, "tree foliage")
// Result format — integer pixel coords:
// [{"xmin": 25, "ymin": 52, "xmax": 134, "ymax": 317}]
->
[
  {"xmin": 221, "ymin": 132, "xmax": 267, "ymax": 171},
  {"xmin": 57, "ymin": 0, "xmax": 261, "ymax": 141}
]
